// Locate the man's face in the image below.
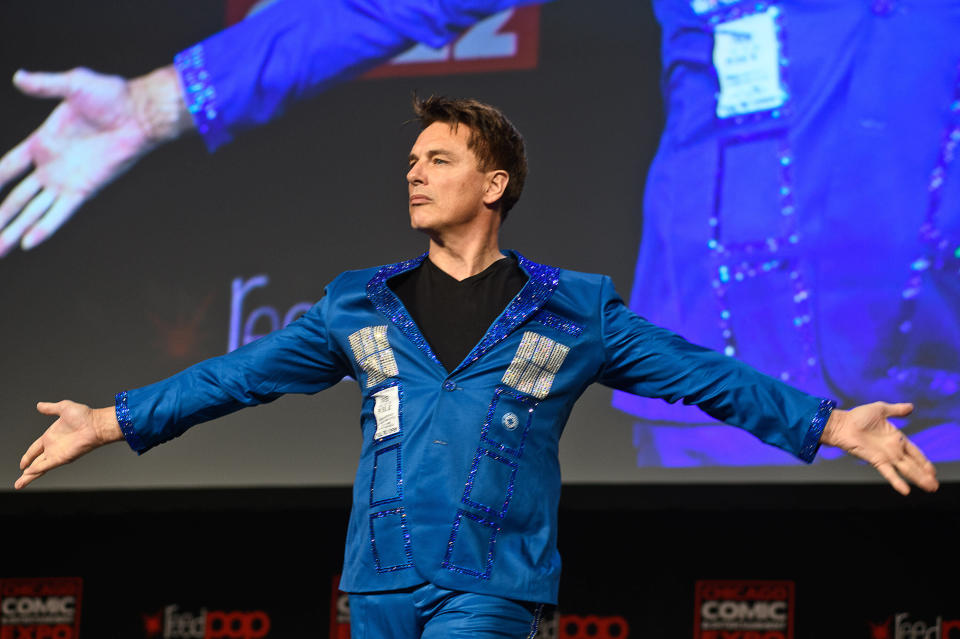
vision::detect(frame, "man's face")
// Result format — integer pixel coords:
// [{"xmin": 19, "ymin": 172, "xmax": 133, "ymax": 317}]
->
[{"xmin": 407, "ymin": 122, "xmax": 494, "ymax": 235}]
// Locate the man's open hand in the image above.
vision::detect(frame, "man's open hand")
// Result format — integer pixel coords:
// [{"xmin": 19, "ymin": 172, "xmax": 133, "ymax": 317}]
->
[
  {"xmin": 821, "ymin": 402, "xmax": 939, "ymax": 495},
  {"xmin": 16, "ymin": 400, "xmax": 123, "ymax": 490},
  {"xmin": 0, "ymin": 65, "xmax": 191, "ymax": 257}
]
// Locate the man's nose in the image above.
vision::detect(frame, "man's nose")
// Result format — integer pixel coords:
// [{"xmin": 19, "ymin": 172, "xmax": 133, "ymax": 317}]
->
[{"xmin": 407, "ymin": 162, "xmax": 425, "ymax": 185}]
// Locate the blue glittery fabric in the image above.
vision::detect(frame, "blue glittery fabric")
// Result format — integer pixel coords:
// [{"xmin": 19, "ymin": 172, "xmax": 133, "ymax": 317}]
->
[
  {"xmin": 442, "ymin": 510, "xmax": 501, "ymax": 579},
  {"xmin": 532, "ymin": 310, "xmax": 584, "ymax": 337},
  {"xmin": 113, "ymin": 391, "xmax": 145, "ymax": 454},
  {"xmin": 366, "ymin": 253, "xmax": 441, "ymax": 366},
  {"xmin": 172, "ymin": 0, "xmax": 544, "ymax": 152},
  {"xmin": 369, "ymin": 507, "xmax": 415, "ymax": 573},
  {"xmin": 617, "ymin": 0, "xmax": 960, "ymax": 466},
  {"xmin": 797, "ymin": 398, "xmax": 836, "ymax": 463},
  {"xmin": 173, "ymin": 45, "xmax": 227, "ymax": 151},
  {"xmin": 451, "ymin": 252, "xmax": 559, "ymax": 375},
  {"xmin": 117, "ymin": 250, "xmax": 833, "ymax": 604}
]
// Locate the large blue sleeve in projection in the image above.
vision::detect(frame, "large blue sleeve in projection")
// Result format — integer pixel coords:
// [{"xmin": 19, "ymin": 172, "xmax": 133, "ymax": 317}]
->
[
  {"xmin": 175, "ymin": 0, "xmax": 547, "ymax": 151},
  {"xmin": 614, "ymin": 0, "xmax": 960, "ymax": 466}
]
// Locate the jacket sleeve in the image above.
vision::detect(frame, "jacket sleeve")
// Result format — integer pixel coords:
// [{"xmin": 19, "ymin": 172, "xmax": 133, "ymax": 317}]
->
[
  {"xmin": 595, "ymin": 276, "xmax": 833, "ymax": 462},
  {"xmin": 174, "ymin": 0, "xmax": 547, "ymax": 151},
  {"xmin": 116, "ymin": 292, "xmax": 350, "ymax": 454}
]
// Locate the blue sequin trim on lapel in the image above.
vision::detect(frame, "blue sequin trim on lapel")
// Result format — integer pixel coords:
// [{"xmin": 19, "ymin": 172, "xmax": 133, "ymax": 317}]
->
[
  {"xmin": 366, "ymin": 253, "xmax": 443, "ymax": 367},
  {"xmin": 451, "ymin": 251, "xmax": 560, "ymax": 376}
]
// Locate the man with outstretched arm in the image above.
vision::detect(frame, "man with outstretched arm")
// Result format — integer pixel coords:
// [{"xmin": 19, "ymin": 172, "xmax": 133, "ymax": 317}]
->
[{"xmin": 16, "ymin": 97, "xmax": 938, "ymax": 638}]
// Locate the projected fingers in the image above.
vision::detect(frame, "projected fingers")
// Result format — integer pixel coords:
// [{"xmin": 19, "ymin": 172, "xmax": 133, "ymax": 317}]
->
[
  {"xmin": 0, "ymin": 172, "xmax": 41, "ymax": 230},
  {"xmin": 12, "ymin": 69, "xmax": 86, "ymax": 100},
  {"xmin": 881, "ymin": 401, "xmax": 914, "ymax": 419},
  {"xmin": 0, "ymin": 188, "xmax": 55, "ymax": 256},
  {"xmin": 0, "ymin": 139, "xmax": 32, "ymax": 190},
  {"xmin": 22, "ymin": 192, "xmax": 83, "ymax": 250}
]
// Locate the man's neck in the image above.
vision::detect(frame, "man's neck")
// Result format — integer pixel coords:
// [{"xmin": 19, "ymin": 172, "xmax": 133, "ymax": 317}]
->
[{"xmin": 426, "ymin": 235, "xmax": 504, "ymax": 281}]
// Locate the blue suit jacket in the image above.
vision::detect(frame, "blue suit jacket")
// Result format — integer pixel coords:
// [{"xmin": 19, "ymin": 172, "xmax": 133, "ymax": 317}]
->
[{"xmin": 116, "ymin": 251, "xmax": 832, "ymax": 603}]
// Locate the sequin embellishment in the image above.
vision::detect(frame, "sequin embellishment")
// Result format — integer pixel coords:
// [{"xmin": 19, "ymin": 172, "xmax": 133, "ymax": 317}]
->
[
  {"xmin": 366, "ymin": 253, "xmax": 443, "ymax": 367},
  {"xmin": 114, "ymin": 391, "xmax": 146, "ymax": 453},
  {"xmin": 370, "ymin": 443, "xmax": 403, "ymax": 507},
  {"xmin": 441, "ymin": 510, "xmax": 500, "ymax": 579},
  {"xmin": 532, "ymin": 309, "xmax": 584, "ymax": 337},
  {"xmin": 369, "ymin": 507, "xmax": 415, "ymax": 573},
  {"xmin": 348, "ymin": 326, "xmax": 399, "ymax": 387},
  {"xmin": 501, "ymin": 332, "xmax": 570, "ymax": 400},
  {"xmin": 451, "ymin": 251, "xmax": 560, "ymax": 375},
  {"xmin": 887, "ymin": 61, "xmax": 960, "ymax": 397},
  {"xmin": 798, "ymin": 398, "xmax": 836, "ymax": 463},
  {"xmin": 366, "ymin": 251, "xmax": 560, "ymax": 375},
  {"xmin": 173, "ymin": 44, "xmax": 229, "ymax": 151}
]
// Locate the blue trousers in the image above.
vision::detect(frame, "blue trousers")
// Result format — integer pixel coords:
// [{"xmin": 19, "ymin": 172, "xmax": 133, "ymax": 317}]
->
[{"xmin": 348, "ymin": 583, "xmax": 543, "ymax": 639}]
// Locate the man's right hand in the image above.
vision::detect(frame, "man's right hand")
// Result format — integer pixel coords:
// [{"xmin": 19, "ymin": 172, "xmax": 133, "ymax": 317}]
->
[
  {"xmin": 16, "ymin": 400, "xmax": 124, "ymax": 490},
  {"xmin": 0, "ymin": 65, "xmax": 192, "ymax": 257}
]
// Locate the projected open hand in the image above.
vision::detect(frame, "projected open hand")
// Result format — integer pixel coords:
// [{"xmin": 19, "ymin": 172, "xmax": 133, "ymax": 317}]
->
[
  {"xmin": 15, "ymin": 400, "xmax": 123, "ymax": 490},
  {"xmin": 0, "ymin": 68, "xmax": 155, "ymax": 257},
  {"xmin": 820, "ymin": 402, "xmax": 939, "ymax": 495}
]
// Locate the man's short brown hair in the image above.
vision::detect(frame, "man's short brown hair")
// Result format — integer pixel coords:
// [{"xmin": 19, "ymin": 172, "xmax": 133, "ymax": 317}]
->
[{"xmin": 412, "ymin": 95, "xmax": 527, "ymax": 219}]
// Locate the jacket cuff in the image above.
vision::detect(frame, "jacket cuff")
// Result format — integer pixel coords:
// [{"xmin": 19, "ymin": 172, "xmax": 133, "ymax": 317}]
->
[
  {"xmin": 174, "ymin": 43, "xmax": 229, "ymax": 152},
  {"xmin": 115, "ymin": 391, "xmax": 149, "ymax": 454},
  {"xmin": 797, "ymin": 398, "xmax": 836, "ymax": 463}
]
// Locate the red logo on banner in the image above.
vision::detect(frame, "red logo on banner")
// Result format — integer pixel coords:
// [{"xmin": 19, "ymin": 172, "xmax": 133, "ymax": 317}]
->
[
  {"xmin": 694, "ymin": 580, "xmax": 794, "ymax": 639},
  {"xmin": 0, "ymin": 577, "xmax": 83, "ymax": 639},
  {"xmin": 554, "ymin": 614, "xmax": 630, "ymax": 639},
  {"xmin": 142, "ymin": 605, "xmax": 271, "ymax": 639},
  {"xmin": 869, "ymin": 613, "xmax": 960, "ymax": 639},
  {"xmin": 225, "ymin": 2, "xmax": 540, "ymax": 78}
]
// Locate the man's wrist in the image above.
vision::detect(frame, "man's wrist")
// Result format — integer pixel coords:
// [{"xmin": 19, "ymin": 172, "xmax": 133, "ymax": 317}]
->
[
  {"xmin": 128, "ymin": 65, "xmax": 195, "ymax": 144},
  {"xmin": 95, "ymin": 406, "xmax": 124, "ymax": 445},
  {"xmin": 819, "ymin": 407, "xmax": 848, "ymax": 448}
]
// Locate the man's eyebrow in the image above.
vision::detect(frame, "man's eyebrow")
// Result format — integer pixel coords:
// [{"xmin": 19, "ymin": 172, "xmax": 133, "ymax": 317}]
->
[{"xmin": 408, "ymin": 148, "xmax": 457, "ymax": 162}]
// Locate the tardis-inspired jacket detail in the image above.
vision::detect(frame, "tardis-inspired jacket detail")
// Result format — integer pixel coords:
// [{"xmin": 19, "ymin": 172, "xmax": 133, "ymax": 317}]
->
[{"xmin": 116, "ymin": 250, "xmax": 833, "ymax": 604}]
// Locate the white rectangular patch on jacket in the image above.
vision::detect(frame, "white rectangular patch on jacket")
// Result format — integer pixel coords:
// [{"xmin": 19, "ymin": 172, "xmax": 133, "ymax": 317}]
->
[
  {"xmin": 501, "ymin": 331, "xmax": 570, "ymax": 399},
  {"xmin": 372, "ymin": 385, "xmax": 401, "ymax": 439}
]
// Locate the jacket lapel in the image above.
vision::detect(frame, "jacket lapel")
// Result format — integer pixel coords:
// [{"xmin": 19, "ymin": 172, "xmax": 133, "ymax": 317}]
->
[
  {"xmin": 366, "ymin": 250, "xmax": 560, "ymax": 374},
  {"xmin": 451, "ymin": 250, "xmax": 560, "ymax": 375},
  {"xmin": 365, "ymin": 252, "xmax": 444, "ymax": 368}
]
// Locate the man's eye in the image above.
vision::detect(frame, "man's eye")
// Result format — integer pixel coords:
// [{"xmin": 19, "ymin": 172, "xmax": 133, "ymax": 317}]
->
[{"xmin": 433, "ymin": 157, "xmax": 448, "ymax": 165}]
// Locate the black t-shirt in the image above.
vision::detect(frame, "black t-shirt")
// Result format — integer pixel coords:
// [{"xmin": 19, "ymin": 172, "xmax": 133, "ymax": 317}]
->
[{"xmin": 388, "ymin": 256, "xmax": 528, "ymax": 372}]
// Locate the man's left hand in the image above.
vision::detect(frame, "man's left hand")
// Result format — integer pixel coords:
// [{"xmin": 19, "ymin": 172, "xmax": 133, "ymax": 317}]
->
[{"xmin": 820, "ymin": 402, "xmax": 938, "ymax": 495}]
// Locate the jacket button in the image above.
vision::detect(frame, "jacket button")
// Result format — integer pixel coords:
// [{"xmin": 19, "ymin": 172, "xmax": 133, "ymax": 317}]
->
[{"xmin": 442, "ymin": 380, "xmax": 456, "ymax": 391}]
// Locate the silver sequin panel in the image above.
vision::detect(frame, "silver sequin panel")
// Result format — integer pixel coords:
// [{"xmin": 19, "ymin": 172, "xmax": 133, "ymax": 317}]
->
[
  {"xmin": 501, "ymin": 331, "xmax": 570, "ymax": 399},
  {"xmin": 348, "ymin": 325, "xmax": 400, "ymax": 387}
]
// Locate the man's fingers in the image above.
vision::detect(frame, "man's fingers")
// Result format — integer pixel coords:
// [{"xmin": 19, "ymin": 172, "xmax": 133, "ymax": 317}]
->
[
  {"xmin": 0, "ymin": 172, "xmax": 42, "ymax": 230},
  {"xmin": 36, "ymin": 401, "xmax": 66, "ymax": 416},
  {"xmin": 875, "ymin": 462, "xmax": 910, "ymax": 496},
  {"xmin": 0, "ymin": 188, "xmax": 55, "ymax": 257},
  {"xmin": 22, "ymin": 193, "xmax": 83, "ymax": 250},
  {"xmin": 881, "ymin": 402, "xmax": 914, "ymax": 419},
  {"xmin": 904, "ymin": 438, "xmax": 934, "ymax": 471},
  {"xmin": 899, "ymin": 440, "xmax": 939, "ymax": 492},
  {"xmin": 12, "ymin": 69, "xmax": 77, "ymax": 99},
  {"xmin": 19, "ymin": 435, "xmax": 45, "ymax": 470},
  {"xmin": 15, "ymin": 469, "xmax": 44, "ymax": 490},
  {"xmin": 0, "ymin": 140, "xmax": 32, "ymax": 189}
]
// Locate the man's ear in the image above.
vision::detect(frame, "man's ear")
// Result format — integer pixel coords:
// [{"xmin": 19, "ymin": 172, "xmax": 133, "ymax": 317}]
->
[{"xmin": 483, "ymin": 170, "xmax": 510, "ymax": 206}]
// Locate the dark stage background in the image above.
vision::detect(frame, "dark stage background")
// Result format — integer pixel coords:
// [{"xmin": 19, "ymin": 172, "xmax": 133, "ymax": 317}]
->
[{"xmin": 3, "ymin": 485, "xmax": 958, "ymax": 638}]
